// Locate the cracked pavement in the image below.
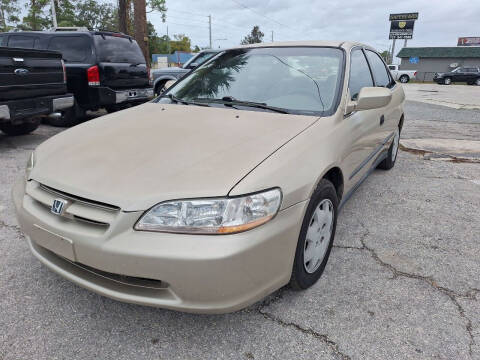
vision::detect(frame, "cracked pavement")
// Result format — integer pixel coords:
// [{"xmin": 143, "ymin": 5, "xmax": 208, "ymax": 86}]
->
[{"xmin": 1, "ymin": 101, "xmax": 480, "ymax": 359}]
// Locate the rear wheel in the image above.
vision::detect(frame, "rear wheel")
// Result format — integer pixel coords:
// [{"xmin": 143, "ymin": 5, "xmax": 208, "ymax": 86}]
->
[
  {"xmin": 475, "ymin": 78, "xmax": 480, "ymax": 86},
  {"xmin": 444, "ymin": 77, "xmax": 452, "ymax": 85},
  {"xmin": 154, "ymin": 80, "xmax": 168, "ymax": 96},
  {"xmin": 378, "ymin": 127, "xmax": 400, "ymax": 170},
  {"xmin": 0, "ymin": 118, "xmax": 40, "ymax": 136},
  {"xmin": 399, "ymin": 75, "xmax": 409, "ymax": 83},
  {"xmin": 290, "ymin": 179, "xmax": 338, "ymax": 290}
]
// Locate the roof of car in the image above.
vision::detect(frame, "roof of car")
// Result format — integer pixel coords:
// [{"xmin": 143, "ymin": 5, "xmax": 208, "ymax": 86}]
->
[{"xmin": 235, "ymin": 40, "xmax": 362, "ymax": 49}]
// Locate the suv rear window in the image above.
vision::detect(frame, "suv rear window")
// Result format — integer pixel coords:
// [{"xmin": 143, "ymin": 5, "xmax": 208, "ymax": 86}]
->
[
  {"xmin": 8, "ymin": 35, "xmax": 36, "ymax": 48},
  {"xmin": 48, "ymin": 36, "xmax": 91, "ymax": 62},
  {"xmin": 94, "ymin": 35, "xmax": 145, "ymax": 64}
]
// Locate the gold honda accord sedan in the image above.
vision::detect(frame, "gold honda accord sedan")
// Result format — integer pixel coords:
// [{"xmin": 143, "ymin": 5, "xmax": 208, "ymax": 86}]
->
[{"xmin": 13, "ymin": 41, "xmax": 404, "ymax": 313}]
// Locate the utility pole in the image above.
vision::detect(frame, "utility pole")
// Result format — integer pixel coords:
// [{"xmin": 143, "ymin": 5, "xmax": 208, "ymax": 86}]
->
[
  {"xmin": 50, "ymin": 0, "xmax": 57, "ymax": 28},
  {"xmin": 403, "ymin": 38, "xmax": 408, "ymax": 48},
  {"xmin": 271, "ymin": 30, "xmax": 273, "ymax": 42},
  {"xmin": 208, "ymin": 15, "xmax": 212, "ymax": 49},
  {"xmin": 134, "ymin": 0, "xmax": 149, "ymax": 66}
]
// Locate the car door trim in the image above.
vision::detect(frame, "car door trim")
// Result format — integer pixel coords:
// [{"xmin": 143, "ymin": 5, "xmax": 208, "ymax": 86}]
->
[{"xmin": 348, "ymin": 131, "xmax": 394, "ymax": 181}]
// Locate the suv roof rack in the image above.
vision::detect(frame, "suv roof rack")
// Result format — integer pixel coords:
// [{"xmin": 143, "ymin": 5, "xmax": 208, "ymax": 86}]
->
[{"xmin": 50, "ymin": 27, "xmax": 90, "ymax": 32}]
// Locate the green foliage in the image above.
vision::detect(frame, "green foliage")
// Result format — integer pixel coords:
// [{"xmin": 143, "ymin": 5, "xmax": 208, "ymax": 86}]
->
[
  {"xmin": 380, "ymin": 50, "xmax": 390, "ymax": 63},
  {"xmin": 19, "ymin": 0, "xmax": 51, "ymax": 30},
  {"xmin": 0, "ymin": 0, "xmax": 20, "ymax": 31},
  {"xmin": 240, "ymin": 25, "xmax": 264, "ymax": 45},
  {"xmin": 170, "ymin": 33, "xmax": 191, "ymax": 53}
]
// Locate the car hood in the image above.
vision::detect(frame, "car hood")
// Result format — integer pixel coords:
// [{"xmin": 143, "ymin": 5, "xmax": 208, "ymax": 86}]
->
[{"xmin": 32, "ymin": 103, "xmax": 318, "ymax": 211}]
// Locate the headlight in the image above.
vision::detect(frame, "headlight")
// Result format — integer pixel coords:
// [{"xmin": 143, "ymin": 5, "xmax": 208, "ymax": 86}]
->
[
  {"xmin": 25, "ymin": 151, "xmax": 35, "ymax": 179},
  {"xmin": 134, "ymin": 188, "xmax": 282, "ymax": 234}
]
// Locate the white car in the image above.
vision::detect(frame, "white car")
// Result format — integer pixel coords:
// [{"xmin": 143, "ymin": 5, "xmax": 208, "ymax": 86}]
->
[{"xmin": 388, "ymin": 65, "xmax": 417, "ymax": 83}]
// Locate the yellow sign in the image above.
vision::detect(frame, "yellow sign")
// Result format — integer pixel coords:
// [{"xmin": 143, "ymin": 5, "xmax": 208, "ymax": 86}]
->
[{"xmin": 398, "ymin": 21, "xmax": 406, "ymax": 28}]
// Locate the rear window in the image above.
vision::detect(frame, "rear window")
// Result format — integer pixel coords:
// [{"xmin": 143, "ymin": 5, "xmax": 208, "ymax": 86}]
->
[
  {"xmin": 8, "ymin": 35, "xmax": 36, "ymax": 48},
  {"xmin": 48, "ymin": 36, "xmax": 91, "ymax": 62},
  {"xmin": 94, "ymin": 35, "xmax": 145, "ymax": 64}
]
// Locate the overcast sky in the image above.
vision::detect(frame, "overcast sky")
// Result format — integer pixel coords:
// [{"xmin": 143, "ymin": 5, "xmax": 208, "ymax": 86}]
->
[{"xmin": 148, "ymin": 0, "xmax": 479, "ymax": 55}]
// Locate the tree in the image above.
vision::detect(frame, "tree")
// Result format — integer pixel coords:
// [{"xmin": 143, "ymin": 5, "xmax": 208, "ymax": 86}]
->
[
  {"xmin": 134, "ymin": 0, "xmax": 148, "ymax": 64},
  {"xmin": 380, "ymin": 50, "xmax": 390, "ymax": 63},
  {"xmin": 170, "ymin": 34, "xmax": 191, "ymax": 53},
  {"xmin": 20, "ymin": 0, "xmax": 51, "ymax": 30},
  {"xmin": 75, "ymin": 0, "xmax": 117, "ymax": 31},
  {"xmin": 0, "ymin": 0, "xmax": 20, "ymax": 32},
  {"xmin": 240, "ymin": 25, "xmax": 264, "ymax": 45}
]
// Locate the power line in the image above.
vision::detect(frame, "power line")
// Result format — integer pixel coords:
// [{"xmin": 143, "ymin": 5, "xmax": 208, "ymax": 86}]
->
[{"xmin": 229, "ymin": 0, "xmax": 294, "ymax": 30}]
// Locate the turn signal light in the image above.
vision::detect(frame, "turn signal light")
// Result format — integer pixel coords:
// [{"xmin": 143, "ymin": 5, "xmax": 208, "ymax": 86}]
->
[{"xmin": 87, "ymin": 65, "xmax": 100, "ymax": 86}]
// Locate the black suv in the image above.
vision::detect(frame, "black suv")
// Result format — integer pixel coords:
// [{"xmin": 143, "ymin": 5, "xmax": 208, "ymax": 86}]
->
[
  {"xmin": 433, "ymin": 66, "xmax": 480, "ymax": 85},
  {"xmin": 1, "ymin": 29, "xmax": 153, "ymax": 126}
]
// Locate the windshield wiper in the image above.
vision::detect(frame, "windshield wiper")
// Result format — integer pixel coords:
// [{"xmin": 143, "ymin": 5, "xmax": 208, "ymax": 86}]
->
[
  {"xmin": 166, "ymin": 94, "xmax": 209, "ymax": 107},
  {"xmin": 193, "ymin": 97, "xmax": 290, "ymax": 114}
]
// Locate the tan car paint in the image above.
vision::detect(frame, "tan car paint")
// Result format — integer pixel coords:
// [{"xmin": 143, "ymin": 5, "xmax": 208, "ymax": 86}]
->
[{"xmin": 13, "ymin": 41, "xmax": 405, "ymax": 313}]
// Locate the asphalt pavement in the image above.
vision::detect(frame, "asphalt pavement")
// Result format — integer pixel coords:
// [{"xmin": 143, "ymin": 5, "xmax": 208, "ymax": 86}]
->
[{"xmin": 1, "ymin": 99, "xmax": 479, "ymax": 360}]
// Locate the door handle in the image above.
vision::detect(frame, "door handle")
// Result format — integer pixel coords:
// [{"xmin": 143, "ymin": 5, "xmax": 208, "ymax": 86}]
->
[{"xmin": 380, "ymin": 115, "xmax": 385, "ymax": 126}]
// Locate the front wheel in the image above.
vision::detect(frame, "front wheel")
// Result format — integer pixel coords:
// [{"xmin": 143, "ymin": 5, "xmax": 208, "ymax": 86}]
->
[
  {"xmin": 399, "ymin": 75, "xmax": 409, "ymax": 83},
  {"xmin": 378, "ymin": 127, "xmax": 400, "ymax": 170},
  {"xmin": 0, "ymin": 118, "xmax": 40, "ymax": 136},
  {"xmin": 290, "ymin": 179, "xmax": 338, "ymax": 290},
  {"xmin": 444, "ymin": 77, "xmax": 452, "ymax": 85},
  {"xmin": 475, "ymin": 78, "xmax": 480, "ymax": 86}
]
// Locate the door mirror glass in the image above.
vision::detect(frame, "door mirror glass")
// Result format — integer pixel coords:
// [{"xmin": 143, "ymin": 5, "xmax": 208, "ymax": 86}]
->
[
  {"xmin": 188, "ymin": 62, "xmax": 199, "ymax": 69},
  {"xmin": 355, "ymin": 87, "xmax": 391, "ymax": 111}
]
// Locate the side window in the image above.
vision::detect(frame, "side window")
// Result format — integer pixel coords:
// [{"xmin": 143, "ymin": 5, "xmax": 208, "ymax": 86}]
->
[
  {"xmin": 388, "ymin": 65, "xmax": 396, "ymax": 70},
  {"xmin": 8, "ymin": 35, "xmax": 36, "ymax": 48},
  {"xmin": 0, "ymin": 35, "xmax": 4, "ymax": 46},
  {"xmin": 349, "ymin": 49, "xmax": 373, "ymax": 100},
  {"xmin": 365, "ymin": 50, "xmax": 391, "ymax": 88},
  {"xmin": 48, "ymin": 36, "xmax": 91, "ymax": 62}
]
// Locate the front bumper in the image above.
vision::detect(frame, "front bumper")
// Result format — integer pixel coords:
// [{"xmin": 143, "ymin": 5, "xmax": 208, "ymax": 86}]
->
[
  {"xmin": 95, "ymin": 86, "xmax": 154, "ymax": 106},
  {"xmin": 13, "ymin": 178, "xmax": 306, "ymax": 313},
  {"xmin": 0, "ymin": 94, "xmax": 74, "ymax": 124}
]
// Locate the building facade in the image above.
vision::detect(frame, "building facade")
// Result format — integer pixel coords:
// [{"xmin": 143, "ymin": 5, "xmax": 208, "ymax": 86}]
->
[{"xmin": 397, "ymin": 47, "xmax": 480, "ymax": 81}]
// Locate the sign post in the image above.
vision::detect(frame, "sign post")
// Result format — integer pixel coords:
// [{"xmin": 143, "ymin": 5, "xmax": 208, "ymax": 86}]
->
[{"xmin": 389, "ymin": 12, "xmax": 418, "ymax": 63}]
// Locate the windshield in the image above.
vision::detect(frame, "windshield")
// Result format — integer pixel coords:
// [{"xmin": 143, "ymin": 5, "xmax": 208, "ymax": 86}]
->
[
  {"xmin": 452, "ymin": 67, "xmax": 463, "ymax": 73},
  {"xmin": 160, "ymin": 47, "xmax": 344, "ymax": 115},
  {"xmin": 94, "ymin": 35, "xmax": 145, "ymax": 64}
]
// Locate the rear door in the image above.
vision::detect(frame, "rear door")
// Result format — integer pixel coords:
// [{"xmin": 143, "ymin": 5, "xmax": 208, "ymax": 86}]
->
[
  {"xmin": 0, "ymin": 47, "xmax": 65, "ymax": 102},
  {"xmin": 93, "ymin": 34, "xmax": 149, "ymax": 89}
]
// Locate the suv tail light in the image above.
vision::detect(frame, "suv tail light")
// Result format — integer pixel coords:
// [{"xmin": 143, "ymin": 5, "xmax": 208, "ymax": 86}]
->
[
  {"xmin": 61, "ymin": 59, "xmax": 67, "ymax": 83},
  {"xmin": 87, "ymin": 65, "xmax": 100, "ymax": 86},
  {"xmin": 148, "ymin": 67, "xmax": 153, "ymax": 85},
  {"xmin": 414, "ymin": 71, "xmax": 417, "ymax": 76}
]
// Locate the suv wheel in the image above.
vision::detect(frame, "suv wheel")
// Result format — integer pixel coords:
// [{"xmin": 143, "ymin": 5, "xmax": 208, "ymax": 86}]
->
[
  {"xmin": 0, "ymin": 118, "xmax": 40, "ymax": 136},
  {"xmin": 378, "ymin": 127, "xmax": 400, "ymax": 170},
  {"xmin": 399, "ymin": 75, "xmax": 409, "ymax": 83},
  {"xmin": 475, "ymin": 78, "xmax": 480, "ymax": 86},
  {"xmin": 290, "ymin": 179, "xmax": 338, "ymax": 290},
  {"xmin": 444, "ymin": 77, "xmax": 452, "ymax": 85}
]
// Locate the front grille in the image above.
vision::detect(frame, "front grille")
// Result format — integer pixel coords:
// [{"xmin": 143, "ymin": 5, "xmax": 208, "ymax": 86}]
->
[{"xmin": 25, "ymin": 181, "xmax": 120, "ymax": 234}]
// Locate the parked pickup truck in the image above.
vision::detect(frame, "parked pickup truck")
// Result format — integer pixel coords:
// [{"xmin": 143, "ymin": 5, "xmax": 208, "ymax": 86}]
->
[
  {"xmin": 0, "ymin": 46, "xmax": 73, "ymax": 136},
  {"xmin": 387, "ymin": 65, "xmax": 417, "ymax": 83}
]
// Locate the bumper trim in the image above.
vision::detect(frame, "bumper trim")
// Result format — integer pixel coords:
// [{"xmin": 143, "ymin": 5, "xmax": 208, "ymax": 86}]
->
[
  {"xmin": 52, "ymin": 96, "xmax": 74, "ymax": 111},
  {"xmin": 0, "ymin": 104, "xmax": 10, "ymax": 120}
]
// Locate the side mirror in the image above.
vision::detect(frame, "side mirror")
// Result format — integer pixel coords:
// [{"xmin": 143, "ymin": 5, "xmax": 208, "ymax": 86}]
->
[
  {"xmin": 354, "ymin": 87, "xmax": 392, "ymax": 111},
  {"xmin": 188, "ymin": 62, "xmax": 199, "ymax": 69},
  {"xmin": 164, "ymin": 80, "xmax": 176, "ymax": 90}
]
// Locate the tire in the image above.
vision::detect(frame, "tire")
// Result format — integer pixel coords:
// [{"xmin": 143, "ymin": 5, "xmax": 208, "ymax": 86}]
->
[
  {"xmin": 105, "ymin": 105, "xmax": 120, "ymax": 113},
  {"xmin": 378, "ymin": 127, "xmax": 400, "ymax": 170},
  {"xmin": 444, "ymin": 77, "xmax": 452, "ymax": 85},
  {"xmin": 399, "ymin": 75, "xmax": 409, "ymax": 83},
  {"xmin": 475, "ymin": 78, "xmax": 480, "ymax": 86},
  {"xmin": 290, "ymin": 179, "xmax": 338, "ymax": 290},
  {"xmin": 0, "ymin": 118, "xmax": 40, "ymax": 136},
  {"xmin": 154, "ymin": 80, "xmax": 167, "ymax": 96},
  {"xmin": 46, "ymin": 100, "xmax": 84, "ymax": 127}
]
